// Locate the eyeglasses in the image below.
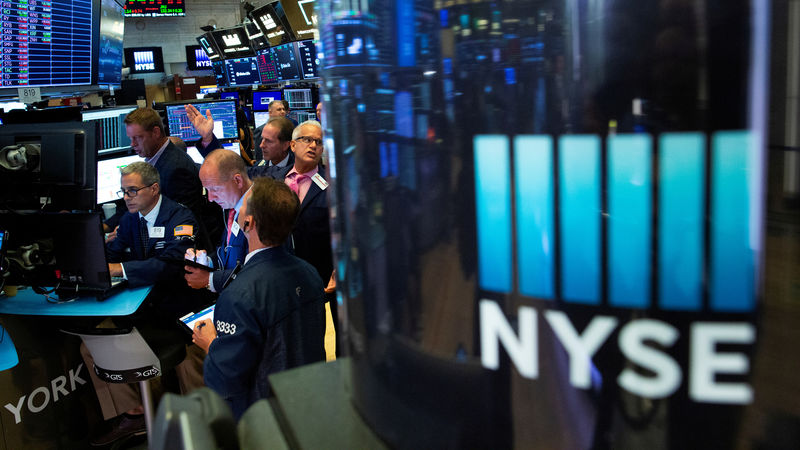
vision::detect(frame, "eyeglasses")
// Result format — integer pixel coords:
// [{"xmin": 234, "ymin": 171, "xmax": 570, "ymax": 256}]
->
[
  {"xmin": 116, "ymin": 183, "xmax": 155, "ymax": 198},
  {"xmin": 294, "ymin": 136, "xmax": 323, "ymax": 146}
]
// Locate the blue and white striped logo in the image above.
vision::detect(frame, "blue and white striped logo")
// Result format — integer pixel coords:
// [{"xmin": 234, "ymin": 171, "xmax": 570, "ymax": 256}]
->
[{"xmin": 474, "ymin": 131, "xmax": 759, "ymax": 313}]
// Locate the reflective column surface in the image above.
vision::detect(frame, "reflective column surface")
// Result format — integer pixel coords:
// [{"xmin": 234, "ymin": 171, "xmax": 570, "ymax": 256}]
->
[{"xmin": 316, "ymin": 1, "xmax": 795, "ymax": 448}]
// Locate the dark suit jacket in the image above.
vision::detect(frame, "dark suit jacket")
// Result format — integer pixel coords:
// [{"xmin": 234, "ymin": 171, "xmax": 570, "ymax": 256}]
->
[
  {"xmin": 268, "ymin": 165, "xmax": 333, "ymax": 283},
  {"xmin": 106, "ymin": 196, "xmax": 207, "ymax": 317},
  {"xmin": 210, "ymin": 209, "xmax": 249, "ymax": 292},
  {"xmin": 155, "ymin": 140, "xmax": 222, "ymax": 250},
  {"xmin": 247, "ymin": 151, "xmax": 294, "ymax": 179},
  {"xmin": 204, "ymin": 247, "xmax": 326, "ymax": 418}
]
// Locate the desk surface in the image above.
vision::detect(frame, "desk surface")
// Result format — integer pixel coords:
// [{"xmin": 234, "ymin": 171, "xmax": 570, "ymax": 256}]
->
[{"xmin": 0, "ymin": 286, "xmax": 151, "ymax": 316}]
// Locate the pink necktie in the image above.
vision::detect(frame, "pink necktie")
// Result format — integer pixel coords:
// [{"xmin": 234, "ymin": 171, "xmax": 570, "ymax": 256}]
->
[
  {"xmin": 226, "ymin": 209, "xmax": 235, "ymax": 244},
  {"xmin": 288, "ymin": 174, "xmax": 307, "ymax": 197}
]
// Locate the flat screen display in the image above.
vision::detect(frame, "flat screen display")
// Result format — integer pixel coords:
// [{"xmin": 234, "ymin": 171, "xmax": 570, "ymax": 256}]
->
[
  {"xmin": 186, "ymin": 45, "xmax": 212, "ymax": 71},
  {"xmin": 256, "ymin": 50, "xmax": 280, "ymax": 84},
  {"xmin": 124, "ymin": 47, "xmax": 165, "ymax": 74},
  {"xmin": 165, "ymin": 100, "xmax": 238, "ymax": 142},
  {"xmin": 212, "ymin": 60, "xmax": 228, "ymax": 87},
  {"xmin": 1, "ymin": 0, "xmax": 93, "ymax": 88},
  {"xmin": 252, "ymin": 91, "xmax": 282, "ymax": 111},
  {"xmin": 224, "ymin": 57, "xmax": 262, "ymax": 87},
  {"xmin": 220, "ymin": 92, "xmax": 239, "ymax": 101},
  {"xmin": 97, "ymin": 0, "xmax": 125, "ymax": 87},
  {"xmin": 280, "ymin": 0, "xmax": 316, "ymax": 41},
  {"xmin": 197, "ymin": 33, "xmax": 222, "ymax": 62},
  {"xmin": 249, "ymin": 3, "xmax": 293, "ymax": 47},
  {"xmin": 296, "ymin": 40, "xmax": 319, "ymax": 79},
  {"xmin": 211, "ymin": 26, "xmax": 254, "ymax": 59},
  {"xmin": 125, "ymin": 0, "xmax": 186, "ymax": 17},
  {"xmin": 270, "ymin": 43, "xmax": 302, "ymax": 82},
  {"xmin": 245, "ymin": 21, "xmax": 270, "ymax": 52},
  {"xmin": 254, "ymin": 111, "xmax": 271, "ymax": 128},
  {"xmin": 97, "ymin": 154, "xmax": 143, "ymax": 204}
]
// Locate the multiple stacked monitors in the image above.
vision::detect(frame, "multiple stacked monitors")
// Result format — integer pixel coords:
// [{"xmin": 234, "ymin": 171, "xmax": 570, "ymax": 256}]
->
[
  {"xmin": 124, "ymin": 47, "xmax": 165, "ymax": 74},
  {"xmin": 186, "ymin": 45, "xmax": 212, "ymax": 71},
  {"xmin": 224, "ymin": 57, "xmax": 262, "ymax": 87},
  {"xmin": 164, "ymin": 100, "xmax": 238, "ymax": 142},
  {"xmin": 124, "ymin": 0, "xmax": 185, "ymax": 17}
]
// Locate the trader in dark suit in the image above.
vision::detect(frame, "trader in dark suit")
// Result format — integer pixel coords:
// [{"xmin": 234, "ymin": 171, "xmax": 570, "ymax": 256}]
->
[
  {"xmin": 83, "ymin": 162, "xmax": 210, "ymax": 446},
  {"xmin": 192, "ymin": 178, "xmax": 326, "ymax": 418},
  {"xmin": 124, "ymin": 107, "xmax": 221, "ymax": 251},
  {"xmin": 185, "ymin": 149, "xmax": 251, "ymax": 293},
  {"xmin": 268, "ymin": 120, "xmax": 333, "ymax": 284}
]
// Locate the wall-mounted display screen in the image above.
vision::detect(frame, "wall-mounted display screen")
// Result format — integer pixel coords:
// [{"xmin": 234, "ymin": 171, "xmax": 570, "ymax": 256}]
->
[
  {"xmin": 296, "ymin": 40, "xmax": 319, "ymax": 79},
  {"xmin": 224, "ymin": 57, "xmax": 262, "ymax": 87},
  {"xmin": 125, "ymin": 0, "xmax": 185, "ymax": 17},
  {"xmin": 1, "ymin": 0, "xmax": 93, "ymax": 88},
  {"xmin": 211, "ymin": 26, "xmax": 254, "ymax": 59},
  {"xmin": 124, "ymin": 47, "xmax": 165, "ymax": 74},
  {"xmin": 186, "ymin": 45, "xmax": 212, "ymax": 71},
  {"xmin": 97, "ymin": 0, "xmax": 125, "ymax": 87},
  {"xmin": 270, "ymin": 43, "xmax": 302, "ymax": 82}
]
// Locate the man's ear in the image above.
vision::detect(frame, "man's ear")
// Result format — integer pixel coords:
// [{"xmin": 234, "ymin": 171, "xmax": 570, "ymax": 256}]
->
[{"xmin": 289, "ymin": 140, "xmax": 296, "ymax": 154}]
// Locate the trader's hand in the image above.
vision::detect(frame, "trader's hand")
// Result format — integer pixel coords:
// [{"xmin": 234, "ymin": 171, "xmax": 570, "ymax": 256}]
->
[
  {"xmin": 185, "ymin": 265, "xmax": 210, "ymax": 289},
  {"xmin": 105, "ymin": 226, "xmax": 118, "ymax": 244},
  {"xmin": 184, "ymin": 104, "xmax": 214, "ymax": 144},
  {"xmin": 192, "ymin": 319, "xmax": 216, "ymax": 353},
  {"xmin": 108, "ymin": 263, "xmax": 123, "ymax": 277}
]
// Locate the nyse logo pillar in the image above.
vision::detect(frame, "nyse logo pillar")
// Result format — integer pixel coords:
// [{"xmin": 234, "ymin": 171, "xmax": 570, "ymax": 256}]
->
[{"xmin": 475, "ymin": 131, "xmax": 760, "ymax": 405}]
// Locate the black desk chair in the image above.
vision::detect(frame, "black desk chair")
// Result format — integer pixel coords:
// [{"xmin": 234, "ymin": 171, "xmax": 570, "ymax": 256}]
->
[{"xmin": 65, "ymin": 325, "xmax": 187, "ymax": 445}]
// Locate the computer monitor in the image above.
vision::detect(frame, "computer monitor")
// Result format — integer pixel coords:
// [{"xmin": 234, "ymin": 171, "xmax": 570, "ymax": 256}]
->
[
  {"xmin": 0, "ymin": 120, "xmax": 97, "ymax": 210},
  {"xmin": 164, "ymin": 100, "xmax": 239, "ymax": 142},
  {"xmin": 186, "ymin": 146, "xmax": 205, "ymax": 164},
  {"xmin": 82, "ymin": 106, "xmax": 138, "ymax": 154},
  {"xmin": 224, "ymin": 57, "xmax": 262, "ymax": 87},
  {"xmin": 270, "ymin": 43, "xmax": 302, "ymax": 81},
  {"xmin": 212, "ymin": 60, "xmax": 229, "ymax": 87},
  {"xmin": 256, "ymin": 49, "xmax": 280, "ymax": 84},
  {"xmin": 211, "ymin": 26, "xmax": 254, "ymax": 59},
  {"xmin": 283, "ymin": 88, "xmax": 314, "ymax": 109},
  {"xmin": 296, "ymin": 40, "xmax": 319, "ymax": 79},
  {"xmin": 252, "ymin": 91, "xmax": 282, "ymax": 111},
  {"xmin": 96, "ymin": 154, "xmax": 143, "ymax": 204},
  {"xmin": 253, "ymin": 111, "xmax": 271, "ymax": 128},
  {"xmin": 97, "ymin": 0, "xmax": 126, "ymax": 87},
  {"xmin": 249, "ymin": 2, "xmax": 294, "ymax": 47},
  {"xmin": 220, "ymin": 92, "xmax": 239, "ymax": 101}
]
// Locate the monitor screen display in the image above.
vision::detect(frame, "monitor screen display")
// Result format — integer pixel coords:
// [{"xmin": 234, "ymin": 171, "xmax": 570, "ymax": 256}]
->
[
  {"xmin": 212, "ymin": 60, "xmax": 228, "ymax": 87},
  {"xmin": 256, "ymin": 50, "xmax": 280, "ymax": 84},
  {"xmin": 252, "ymin": 91, "xmax": 282, "ymax": 111},
  {"xmin": 283, "ymin": 88, "xmax": 314, "ymax": 109},
  {"xmin": 280, "ymin": 0, "xmax": 316, "ymax": 41},
  {"xmin": 197, "ymin": 33, "xmax": 222, "ymax": 62},
  {"xmin": 224, "ymin": 57, "xmax": 262, "ymax": 87},
  {"xmin": 296, "ymin": 40, "xmax": 319, "ymax": 79},
  {"xmin": 124, "ymin": 47, "xmax": 165, "ymax": 74},
  {"xmin": 249, "ymin": 3, "xmax": 293, "ymax": 47},
  {"xmin": 125, "ymin": 0, "xmax": 186, "ymax": 17},
  {"xmin": 253, "ymin": 111, "xmax": 271, "ymax": 128},
  {"xmin": 165, "ymin": 100, "xmax": 238, "ymax": 142},
  {"xmin": 211, "ymin": 26, "xmax": 254, "ymax": 59},
  {"xmin": 270, "ymin": 43, "xmax": 302, "ymax": 82},
  {"xmin": 97, "ymin": 154, "xmax": 144, "ymax": 204},
  {"xmin": 97, "ymin": 0, "xmax": 125, "ymax": 87},
  {"xmin": 245, "ymin": 20, "xmax": 270, "ymax": 52},
  {"xmin": 1, "ymin": 0, "xmax": 93, "ymax": 88},
  {"xmin": 186, "ymin": 45, "xmax": 212, "ymax": 71}
]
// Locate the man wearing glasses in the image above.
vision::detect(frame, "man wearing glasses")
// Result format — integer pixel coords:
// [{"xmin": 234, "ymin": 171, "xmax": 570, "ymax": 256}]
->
[
  {"xmin": 268, "ymin": 121, "xmax": 332, "ymax": 285},
  {"xmin": 82, "ymin": 161, "xmax": 209, "ymax": 446}
]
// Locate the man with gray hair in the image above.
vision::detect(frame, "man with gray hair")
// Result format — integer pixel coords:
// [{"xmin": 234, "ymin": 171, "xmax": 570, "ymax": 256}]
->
[{"xmin": 82, "ymin": 161, "xmax": 209, "ymax": 446}]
